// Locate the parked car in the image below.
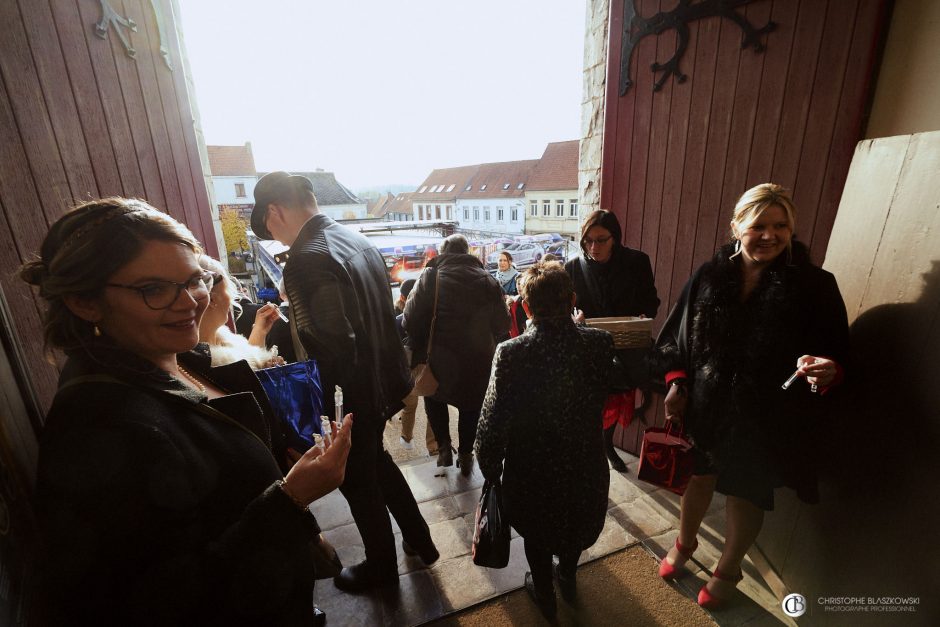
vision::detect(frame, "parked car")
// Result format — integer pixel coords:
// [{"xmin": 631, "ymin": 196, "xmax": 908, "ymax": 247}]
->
[
  {"xmin": 388, "ymin": 253, "xmax": 427, "ymax": 285},
  {"xmin": 544, "ymin": 240, "xmax": 570, "ymax": 262},
  {"xmin": 485, "ymin": 242, "xmax": 543, "ymax": 270}
]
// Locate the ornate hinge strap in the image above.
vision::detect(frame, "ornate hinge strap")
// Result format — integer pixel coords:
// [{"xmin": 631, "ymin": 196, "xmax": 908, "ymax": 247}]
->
[
  {"xmin": 93, "ymin": 0, "xmax": 173, "ymax": 71},
  {"xmin": 620, "ymin": 0, "xmax": 775, "ymax": 95}
]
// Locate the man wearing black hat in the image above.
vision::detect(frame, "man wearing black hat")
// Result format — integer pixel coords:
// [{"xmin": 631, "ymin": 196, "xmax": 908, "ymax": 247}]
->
[{"xmin": 252, "ymin": 172, "xmax": 439, "ymax": 592}]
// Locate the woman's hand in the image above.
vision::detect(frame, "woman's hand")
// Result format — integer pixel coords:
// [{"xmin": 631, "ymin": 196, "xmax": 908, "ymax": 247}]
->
[
  {"xmin": 797, "ymin": 355, "xmax": 838, "ymax": 388},
  {"xmin": 262, "ymin": 355, "xmax": 286, "ymax": 368},
  {"xmin": 572, "ymin": 307, "xmax": 585, "ymax": 324},
  {"xmin": 664, "ymin": 381, "xmax": 687, "ymax": 425},
  {"xmin": 248, "ymin": 304, "xmax": 281, "ymax": 347},
  {"xmin": 282, "ymin": 414, "xmax": 353, "ymax": 505}
]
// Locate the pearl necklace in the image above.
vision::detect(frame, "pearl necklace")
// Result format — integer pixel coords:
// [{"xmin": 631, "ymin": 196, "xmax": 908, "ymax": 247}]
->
[{"xmin": 176, "ymin": 364, "xmax": 206, "ymax": 393}]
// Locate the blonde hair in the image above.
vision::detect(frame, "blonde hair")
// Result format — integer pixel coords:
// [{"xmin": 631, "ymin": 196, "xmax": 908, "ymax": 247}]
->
[
  {"xmin": 729, "ymin": 183, "xmax": 796, "ymax": 258},
  {"xmin": 197, "ymin": 255, "xmax": 278, "ymax": 369}
]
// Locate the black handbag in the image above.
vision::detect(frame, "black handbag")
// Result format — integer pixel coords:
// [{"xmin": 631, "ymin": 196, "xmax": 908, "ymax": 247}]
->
[{"xmin": 472, "ymin": 480, "xmax": 511, "ymax": 568}]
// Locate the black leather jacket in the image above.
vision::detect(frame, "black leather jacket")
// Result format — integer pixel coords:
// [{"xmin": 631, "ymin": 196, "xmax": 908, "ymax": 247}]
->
[{"xmin": 282, "ymin": 214, "xmax": 411, "ymax": 425}]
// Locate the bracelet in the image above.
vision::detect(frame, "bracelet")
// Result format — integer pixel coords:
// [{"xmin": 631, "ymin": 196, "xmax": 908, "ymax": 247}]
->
[{"xmin": 276, "ymin": 479, "xmax": 308, "ymax": 511}]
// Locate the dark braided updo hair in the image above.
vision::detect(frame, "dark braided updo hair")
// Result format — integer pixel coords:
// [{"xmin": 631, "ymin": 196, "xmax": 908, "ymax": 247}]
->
[{"xmin": 19, "ymin": 197, "xmax": 202, "ymax": 351}]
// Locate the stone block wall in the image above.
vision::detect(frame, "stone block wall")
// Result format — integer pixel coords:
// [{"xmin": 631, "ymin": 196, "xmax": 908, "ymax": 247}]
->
[{"xmin": 579, "ymin": 0, "xmax": 609, "ymax": 218}]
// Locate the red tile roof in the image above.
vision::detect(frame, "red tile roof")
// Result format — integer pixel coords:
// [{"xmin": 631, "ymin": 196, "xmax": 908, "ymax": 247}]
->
[
  {"xmin": 460, "ymin": 159, "xmax": 539, "ymax": 199},
  {"xmin": 384, "ymin": 192, "xmax": 415, "ymax": 217},
  {"xmin": 527, "ymin": 140, "xmax": 579, "ymax": 191},
  {"xmin": 207, "ymin": 143, "xmax": 257, "ymax": 176},
  {"xmin": 368, "ymin": 193, "xmax": 395, "ymax": 217},
  {"xmin": 414, "ymin": 165, "xmax": 481, "ymax": 202}
]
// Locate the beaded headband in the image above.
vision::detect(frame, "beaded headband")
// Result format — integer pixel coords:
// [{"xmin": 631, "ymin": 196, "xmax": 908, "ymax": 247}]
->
[{"xmin": 61, "ymin": 206, "xmax": 142, "ymax": 250}]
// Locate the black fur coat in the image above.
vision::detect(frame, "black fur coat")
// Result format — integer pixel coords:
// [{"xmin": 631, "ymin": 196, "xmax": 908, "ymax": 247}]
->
[{"xmin": 654, "ymin": 241, "xmax": 849, "ymax": 505}]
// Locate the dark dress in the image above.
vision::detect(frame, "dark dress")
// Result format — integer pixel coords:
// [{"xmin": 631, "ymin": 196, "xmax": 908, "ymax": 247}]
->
[
  {"xmin": 653, "ymin": 241, "xmax": 850, "ymax": 510},
  {"xmin": 35, "ymin": 343, "xmax": 320, "ymax": 626},
  {"xmin": 475, "ymin": 317, "xmax": 613, "ymax": 554}
]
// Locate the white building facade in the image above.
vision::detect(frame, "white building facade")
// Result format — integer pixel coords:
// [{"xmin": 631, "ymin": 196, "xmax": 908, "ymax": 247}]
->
[{"xmin": 524, "ymin": 140, "xmax": 581, "ymax": 240}]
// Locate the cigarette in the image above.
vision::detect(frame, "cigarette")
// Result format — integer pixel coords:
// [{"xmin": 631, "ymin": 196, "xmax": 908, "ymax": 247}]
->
[
  {"xmin": 269, "ymin": 303, "xmax": 289, "ymax": 323},
  {"xmin": 781, "ymin": 369, "xmax": 802, "ymax": 390}
]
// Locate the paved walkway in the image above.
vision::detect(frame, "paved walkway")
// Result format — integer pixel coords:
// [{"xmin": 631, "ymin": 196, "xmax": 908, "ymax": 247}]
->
[{"xmin": 311, "ymin": 419, "xmax": 794, "ymax": 626}]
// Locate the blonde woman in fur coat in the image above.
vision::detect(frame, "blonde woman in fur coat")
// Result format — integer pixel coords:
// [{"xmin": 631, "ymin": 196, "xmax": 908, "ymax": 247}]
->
[{"xmin": 198, "ymin": 255, "xmax": 284, "ymax": 369}]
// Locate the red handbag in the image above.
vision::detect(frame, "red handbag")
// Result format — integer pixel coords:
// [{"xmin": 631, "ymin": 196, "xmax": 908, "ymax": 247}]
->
[{"xmin": 637, "ymin": 423, "xmax": 695, "ymax": 495}]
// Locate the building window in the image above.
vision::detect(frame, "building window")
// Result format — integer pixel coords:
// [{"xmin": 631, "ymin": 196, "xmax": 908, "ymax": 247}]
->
[
  {"xmin": 484, "ymin": 207, "xmax": 491, "ymax": 221},
  {"xmin": 419, "ymin": 186, "xmax": 427, "ymax": 193},
  {"xmin": 446, "ymin": 184, "xmax": 455, "ymax": 192},
  {"xmin": 435, "ymin": 205, "xmax": 441, "ymax": 219},
  {"xmin": 465, "ymin": 184, "xmax": 472, "ymax": 191},
  {"xmin": 446, "ymin": 205, "xmax": 453, "ymax": 219},
  {"xmin": 235, "ymin": 183, "xmax": 246, "ymax": 198},
  {"xmin": 556, "ymin": 200, "xmax": 564, "ymax": 217},
  {"xmin": 480, "ymin": 184, "xmax": 487, "ymax": 191},
  {"xmin": 464, "ymin": 208, "xmax": 470, "ymax": 220},
  {"xmin": 530, "ymin": 201, "xmax": 538, "ymax": 216},
  {"xmin": 511, "ymin": 207, "xmax": 518, "ymax": 221},
  {"xmin": 497, "ymin": 208, "xmax": 504, "ymax": 221},
  {"xmin": 502, "ymin": 183, "xmax": 510, "ymax": 190},
  {"xmin": 517, "ymin": 183, "xmax": 525, "ymax": 190},
  {"xmin": 543, "ymin": 201, "xmax": 550, "ymax": 216},
  {"xmin": 569, "ymin": 200, "xmax": 579, "ymax": 217},
  {"xmin": 474, "ymin": 207, "xmax": 480, "ymax": 221}
]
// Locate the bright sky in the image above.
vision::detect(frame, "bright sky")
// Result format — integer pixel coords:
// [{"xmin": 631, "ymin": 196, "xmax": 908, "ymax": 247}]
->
[{"xmin": 177, "ymin": 0, "xmax": 587, "ymax": 190}]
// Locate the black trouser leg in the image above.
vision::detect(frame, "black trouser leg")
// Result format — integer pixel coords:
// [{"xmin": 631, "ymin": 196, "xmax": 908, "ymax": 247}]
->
[
  {"xmin": 456, "ymin": 405, "xmax": 482, "ymax": 455},
  {"xmin": 557, "ymin": 549, "xmax": 581, "ymax": 581},
  {"xmin": 604, "ymin": 424, "xmax": 619, "ymax": 461},
  {"xmin": 424, "ymin": 397, "xmax": 451, "ymax": 449},
  {"xmin": 375, "ymin": 444, "xmax": 434, "ymax": 549},
  {"xmin": 338, "ymin": 418, "xmax": 397, "ymax": 574},
  {"xmin": 523, "ymin": 537, "xmax": 554, "ymax": 595}
]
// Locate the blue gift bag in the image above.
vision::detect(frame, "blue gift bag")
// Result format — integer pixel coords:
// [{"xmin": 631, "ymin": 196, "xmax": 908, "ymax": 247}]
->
[{"xmin": 256, "ymin": 359, "xmax": 324, "ymax": 452}]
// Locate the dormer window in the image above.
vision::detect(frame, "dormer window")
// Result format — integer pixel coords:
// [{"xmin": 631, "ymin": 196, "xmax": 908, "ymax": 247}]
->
[
  {"xmin": 480, "ymin": 184, "xmax": 487, "ymax": 191},
  {"xmin": 464, "ymin": 184, "xmax": 472, "ymax": 191},
  {"xmin": 517, "ymin": 183, "xmax": 525, "ymax": 190},
  {"xmin": 502, "ymin": 183, "xmax": 510, "ymax": 190},
  {"xmin": 446, "ymin": 184, "xmax": 455, "ymax": 192},
  {"xmin": 419, "ymin": 186, "xmax": 428, "ymax": 193}
]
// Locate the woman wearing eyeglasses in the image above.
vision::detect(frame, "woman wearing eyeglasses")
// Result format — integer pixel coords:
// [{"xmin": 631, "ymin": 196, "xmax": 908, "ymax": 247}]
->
[
  {"xmin": 21, "ymin": 198, "xmax": 350, "ymax": 626},
  {"xmin": 565, "ymin": 209, "xmax": 660, "ymax": 471}
]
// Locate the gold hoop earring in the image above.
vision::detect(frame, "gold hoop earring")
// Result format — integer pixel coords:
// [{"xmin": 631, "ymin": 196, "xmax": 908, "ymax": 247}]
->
[{"xmin": 93, "ymin": 324, "xmax": 102, "ymax": 337}]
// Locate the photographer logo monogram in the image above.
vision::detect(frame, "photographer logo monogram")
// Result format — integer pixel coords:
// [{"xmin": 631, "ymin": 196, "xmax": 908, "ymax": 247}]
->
[{"xmin": 782, "ymin": 593, "xmax": 807, "ymax": 618}]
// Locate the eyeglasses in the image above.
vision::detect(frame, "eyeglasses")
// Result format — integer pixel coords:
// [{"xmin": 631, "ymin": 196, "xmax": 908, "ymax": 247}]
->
[
  {"xmin": 583, "ymin": 235, "xmax": 612, "ymax": 246},
  {"xmin": 107, "ymin": 272, "xmax": 213, "ymax": 310}
]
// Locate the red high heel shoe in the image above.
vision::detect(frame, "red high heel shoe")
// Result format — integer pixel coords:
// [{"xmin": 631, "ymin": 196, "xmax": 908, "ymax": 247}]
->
[
  {"xmin": 658, "ymin": 537, "xmax": 698, "ymax": 580},
  {"xmin": 697, "ymin": 568, "xmax": 743, "ymax": 610}
]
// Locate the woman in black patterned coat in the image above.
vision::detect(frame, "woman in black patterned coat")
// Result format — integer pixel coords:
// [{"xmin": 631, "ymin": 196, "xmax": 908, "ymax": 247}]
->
[{"xmin": 475, "ymin": 262, "xmax": 613, "ymax": 619}]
